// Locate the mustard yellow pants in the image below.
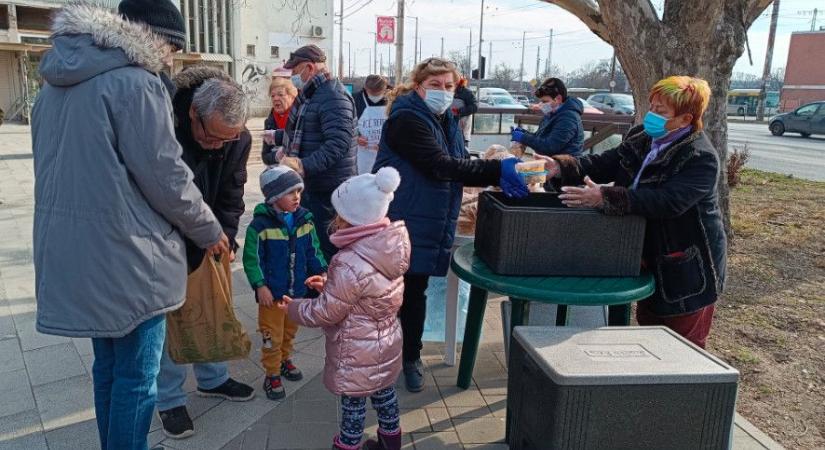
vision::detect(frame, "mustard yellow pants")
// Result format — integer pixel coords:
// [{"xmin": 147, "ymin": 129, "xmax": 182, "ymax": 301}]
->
[{"xmin": 258, "ymin": 305, "xmax": 299, "ymax": 376}]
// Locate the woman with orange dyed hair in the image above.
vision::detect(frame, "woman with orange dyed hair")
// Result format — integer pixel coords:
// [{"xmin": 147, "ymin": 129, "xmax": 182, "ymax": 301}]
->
[{"xmin": 543, "ymin": 75, "xmax": 726, "ymax": 348}]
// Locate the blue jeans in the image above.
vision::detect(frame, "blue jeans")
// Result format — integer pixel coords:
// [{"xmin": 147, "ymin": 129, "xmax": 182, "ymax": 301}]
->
[
  {"xmin": 155, "ymin": 347, "xmax": 229, "ymax": 411},
  {"xmin": 91, "ymin": 315, "xmax": 165, "ymax": 450}
]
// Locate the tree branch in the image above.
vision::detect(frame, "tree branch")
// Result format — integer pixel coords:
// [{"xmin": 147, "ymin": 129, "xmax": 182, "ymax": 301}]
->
[
  {"xmin": 542, "ymin": 0, "xmax": 610, "ymax": 42},
  {"xmin": 744, "ymin": 0, "xmax": 774, "ymax": 26}
]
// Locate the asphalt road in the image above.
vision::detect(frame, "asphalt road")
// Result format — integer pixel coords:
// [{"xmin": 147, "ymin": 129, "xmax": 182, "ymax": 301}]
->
[{"xmin": 727, "ymin": 121, "xmax": 824, "ymax": 181}]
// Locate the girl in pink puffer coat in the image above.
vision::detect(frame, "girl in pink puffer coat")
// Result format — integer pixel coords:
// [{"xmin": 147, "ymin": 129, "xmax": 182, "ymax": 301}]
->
[{"xmin": 280, "ymin": 167, "xmax": 410, "ymax": 450}]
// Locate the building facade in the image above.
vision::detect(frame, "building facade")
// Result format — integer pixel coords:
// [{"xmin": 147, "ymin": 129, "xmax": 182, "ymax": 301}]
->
[
  {"xmin": 0, "ymin": 0, "xmax": 333, "ymax": 122},
  {"xmin": 780, "ymin": 30, "xmax": 825, "ymax": 112},
  {"xmin": 179, "ymin": 0, "xmax": 334, "ymax": 115}
]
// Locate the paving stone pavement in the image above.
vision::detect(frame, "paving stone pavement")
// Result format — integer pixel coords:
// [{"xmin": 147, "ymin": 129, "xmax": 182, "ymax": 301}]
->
[{"xmin": 1, "ymin": 121, "xmax": 782, "ymax": 450}]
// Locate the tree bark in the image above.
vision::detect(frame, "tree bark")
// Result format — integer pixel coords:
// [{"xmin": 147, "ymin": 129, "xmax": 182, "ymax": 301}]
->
[{"xmin": 544, "ymin": 0, "xmax": 774, "ymax": 239}]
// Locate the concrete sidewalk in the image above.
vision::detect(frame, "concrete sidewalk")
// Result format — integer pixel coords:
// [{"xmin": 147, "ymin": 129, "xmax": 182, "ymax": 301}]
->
[{"xmin": 0, "ymin": 122, "xmax": 783, "ymax": 450}]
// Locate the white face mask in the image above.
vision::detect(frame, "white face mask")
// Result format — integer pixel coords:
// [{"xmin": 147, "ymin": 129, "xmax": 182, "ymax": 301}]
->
[
  {"xmin": 423, "ymin": 89, "xmax": 454, "ymax": 115},
  {"xmin": 367, "ymin": 94, "xmax": 385, "ymax": 103}
]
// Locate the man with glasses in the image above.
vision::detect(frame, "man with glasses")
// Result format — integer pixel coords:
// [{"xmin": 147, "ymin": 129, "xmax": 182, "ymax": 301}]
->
[{"xmin": 155, "ymin": 65, "xmax": 256, "ymax": 439}]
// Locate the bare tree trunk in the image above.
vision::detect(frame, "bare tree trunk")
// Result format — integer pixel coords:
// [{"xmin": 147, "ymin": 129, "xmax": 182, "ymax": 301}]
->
[{"xmin": 545, "ymin": 0, "xmax": 773, "ymax": 239}]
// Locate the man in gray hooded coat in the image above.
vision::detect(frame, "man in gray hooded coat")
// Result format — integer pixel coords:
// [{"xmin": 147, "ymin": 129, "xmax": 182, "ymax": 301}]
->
[{"xmin": 31, "ymin": 3, "xmax": 228, "ymax": 449}]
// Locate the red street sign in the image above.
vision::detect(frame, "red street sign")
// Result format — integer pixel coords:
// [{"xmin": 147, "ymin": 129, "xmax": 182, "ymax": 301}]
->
[{"xmin": 376, "ymin": 16, "xmax": 395, "ymax": 44}]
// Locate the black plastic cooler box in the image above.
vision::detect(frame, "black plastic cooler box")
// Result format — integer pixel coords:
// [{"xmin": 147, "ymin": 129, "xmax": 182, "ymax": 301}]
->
[{"xmin": 474, "ymin": 191, "xmax": 646, "ymax": 277}]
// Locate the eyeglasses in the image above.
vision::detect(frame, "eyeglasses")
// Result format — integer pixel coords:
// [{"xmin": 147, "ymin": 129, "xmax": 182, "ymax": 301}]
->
[
  {"xmin": 197, "ymin": 115, "xmax": 241, "ymax": 144},
  {"xmin": 420, "ymin": 57, "xmax": 457, "ymax": 69}
]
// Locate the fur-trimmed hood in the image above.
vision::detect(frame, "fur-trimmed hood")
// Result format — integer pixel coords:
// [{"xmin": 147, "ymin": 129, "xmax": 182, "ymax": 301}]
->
[
  {"xmin": 173, "ymin": 65, "xmax": 233, "ymax": 92},
  {"xmin": 40, "ymin": 4, "xmax": 165, "ymax": 86}
]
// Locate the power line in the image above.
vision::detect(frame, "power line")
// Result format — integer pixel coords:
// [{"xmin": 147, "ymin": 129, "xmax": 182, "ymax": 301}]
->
[{"xmin": 342, "ymin": 0, "xmax": 373, "ymax": 19}]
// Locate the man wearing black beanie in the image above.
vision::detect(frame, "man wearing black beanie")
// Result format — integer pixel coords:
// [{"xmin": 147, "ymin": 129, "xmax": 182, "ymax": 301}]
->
[
  {"xmin": 31, "ymin": 3, "xmax": 228, "ymax": 450},
  {"xmin": 118, "ymin": 0, "xmax": 187, "ymax": 94}
]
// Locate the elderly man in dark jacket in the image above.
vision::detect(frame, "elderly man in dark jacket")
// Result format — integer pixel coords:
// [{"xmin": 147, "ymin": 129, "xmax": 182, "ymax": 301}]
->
[
  {"xmin": 154, "ymin": 65, "xmax": 256, "ymax": 440},
  {"xmin": 270, "ymin": 45, "xmax": 357, "ymax": 259}
]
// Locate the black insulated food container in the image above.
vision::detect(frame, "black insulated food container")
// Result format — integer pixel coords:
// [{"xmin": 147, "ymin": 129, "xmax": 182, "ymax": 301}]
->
[{"xmin": 474, "ymin": 191, "xmax": 646, "ymax": 277}]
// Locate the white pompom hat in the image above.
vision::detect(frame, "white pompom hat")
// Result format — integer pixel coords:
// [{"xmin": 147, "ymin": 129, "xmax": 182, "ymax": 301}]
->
[{"xmin": 331, "ymin": 167, "xmax": 401, "ymax": 226}]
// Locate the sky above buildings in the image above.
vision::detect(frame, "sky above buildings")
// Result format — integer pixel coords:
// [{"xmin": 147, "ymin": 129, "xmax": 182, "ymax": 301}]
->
[{"xmin": 319, "ymin": 0, "xmax": 823, "ymax": 78}]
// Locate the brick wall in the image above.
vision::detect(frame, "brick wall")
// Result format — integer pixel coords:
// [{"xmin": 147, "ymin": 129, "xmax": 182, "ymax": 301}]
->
[{"xmin": 781, "ymin": 31, "xmax": 825, "ymax": 111}]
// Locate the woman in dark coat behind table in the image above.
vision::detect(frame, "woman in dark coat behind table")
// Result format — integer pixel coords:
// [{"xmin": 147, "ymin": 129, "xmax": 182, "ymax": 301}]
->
[
  {"xmin": 549, "ymin": 75, "xmax": 726, "ymax": 349},
  {"xmin": 512, "ymin": 77, "xmax": 584, "ymax": 156},
  {"xmin": 373, "ymin": 57, "xmax": 529, "ymax": 393}
]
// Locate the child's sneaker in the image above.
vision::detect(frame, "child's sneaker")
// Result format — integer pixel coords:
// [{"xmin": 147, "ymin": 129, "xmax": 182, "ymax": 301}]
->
[
  {"xmin": 263, "ymin": 375, "xmax": 285, "ymax": 400},
  {"xmin": 281, "ymin": 359, "xmax": 303, "ymax": 381}
]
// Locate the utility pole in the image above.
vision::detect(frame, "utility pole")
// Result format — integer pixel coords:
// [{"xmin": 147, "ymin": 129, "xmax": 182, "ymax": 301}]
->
[
  {"xmin": 488, "ymin": 41, "xmax": 492, "ymax": 75},
  {"xmin": 812, "ymin": 8, "xmax": 818, "ymax": 31},
  {"xmin": 519, "ymin": 31, "xmax": 526, "ymax": 85},
  {"xmin": 369, "ymin": 32, "xmax": 378, "ymax": 74},
  {"xmin": 440, "ymin": 37, "xmax": 444, "ymax": 58},
  {"xmin": 468, "ymin": 28, "xmax": 473, "ymax": 78},
  {"xmin": 394, "ymin": 0, "xmax": 405, "ymax": 84},
  {"xmin": 413, "ymin": 17, "xmax": 419, "ymax": 64},
  {"xmin": 338, "ymin": 0, "xmax": 344, "ymax": 79},
  {"xmin": 757, "ymin": 0, "xmax": 781, "ymax": 121},
  {"xmin": 609, "ymin": 50, "xmax": 617, "ymax": 92},
  {"xmin": 546, "ymin": 28, "xmax": 553, "ymax": 76},
  {"xmin": 347, "ymin": 41, "xmax": 352, "ymax": 78},
  {"xmin": 477, "ymin": 0, "xmax": 485, "ymax": 80},
  {"xmin": 535, "ymin": 46, "xmax": 540, "ymax": 84},
  {"xmin": 380, "ymin": 52, "xmax": 384, "ymax": 76}
]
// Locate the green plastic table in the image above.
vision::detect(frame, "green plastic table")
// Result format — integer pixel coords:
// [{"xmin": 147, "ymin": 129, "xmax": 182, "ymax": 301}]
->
[{"xmin": 451, "ymin": 243, "xmax": 656, "ymax": 389}]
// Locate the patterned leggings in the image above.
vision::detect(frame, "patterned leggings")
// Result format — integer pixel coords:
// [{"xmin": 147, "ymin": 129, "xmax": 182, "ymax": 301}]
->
[{"xmin": 337, "ymin": 387, "xmax": 400, "ymax": 447}]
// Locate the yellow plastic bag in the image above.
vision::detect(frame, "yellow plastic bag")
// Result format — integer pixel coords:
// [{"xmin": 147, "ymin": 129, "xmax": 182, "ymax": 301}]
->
[{"xmin": 166, "ymin": 254, "xmax": 251, "ymax": 364}]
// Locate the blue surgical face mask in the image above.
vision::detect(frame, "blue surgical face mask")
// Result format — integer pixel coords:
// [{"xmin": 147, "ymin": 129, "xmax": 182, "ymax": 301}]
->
[
  {"xmin": 423, "ymin": 89, "xmax": 454, "ymax": 115},
  {"xmin": 291, "ymin": 74, "xmax": 305, "ymax": 90},
  {"xmin": 539, "ymin": 102, "xmax": 556, "ymax": 115},
  {"xmin": 643, "ymin": 111, "xmax": 670, "ymax": 139}
]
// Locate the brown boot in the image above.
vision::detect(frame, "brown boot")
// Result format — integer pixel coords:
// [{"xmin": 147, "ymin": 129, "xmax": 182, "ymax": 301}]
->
[{"xmin": 361, "ymin": 429, "xmax": 402, "ymax": 450}]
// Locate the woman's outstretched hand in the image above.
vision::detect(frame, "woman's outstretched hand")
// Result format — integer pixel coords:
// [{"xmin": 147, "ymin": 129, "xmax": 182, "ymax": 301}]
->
[{"xmin": 559, "ymin": 176, "xmax": 608, "ymax": 208}]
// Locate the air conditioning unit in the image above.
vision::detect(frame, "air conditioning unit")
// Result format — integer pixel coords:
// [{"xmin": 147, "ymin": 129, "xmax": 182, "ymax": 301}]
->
[{"xmin": 311, "ymin": 26, "xmax": 324, "ymax": 38}]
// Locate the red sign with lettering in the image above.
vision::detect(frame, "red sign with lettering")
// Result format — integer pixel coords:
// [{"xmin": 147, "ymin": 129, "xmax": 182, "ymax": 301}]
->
[{"xmin": 376, "ymin": 16, "xmax": 395, "ymax": 44}]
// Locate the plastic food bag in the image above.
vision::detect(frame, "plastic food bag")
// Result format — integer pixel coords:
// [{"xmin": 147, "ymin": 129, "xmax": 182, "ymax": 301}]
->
[{"xmin": 166, "ymin": 254, "xmax": 252, "ymax": 364}]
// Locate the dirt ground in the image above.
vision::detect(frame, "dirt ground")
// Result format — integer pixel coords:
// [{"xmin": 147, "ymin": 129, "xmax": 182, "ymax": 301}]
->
[{"xmin": 707, "ymin": 169, "xmax": 825, "ymax": 449}]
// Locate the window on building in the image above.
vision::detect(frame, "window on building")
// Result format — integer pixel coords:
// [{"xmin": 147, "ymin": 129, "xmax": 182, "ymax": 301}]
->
[
  {"xmin": 0, "ymin": 6, "xmax": 10, "ymax": 30},
  {"xmin": 271, "ymin": 46, "xmax": 279, "ymax": 58},
  {"xmin": 247, "ymin": 45, "xmax": 256, "ymax": 57},
  {"xmin": 16, "ymin": 6, "xmax": 51, "ymax": 32}
]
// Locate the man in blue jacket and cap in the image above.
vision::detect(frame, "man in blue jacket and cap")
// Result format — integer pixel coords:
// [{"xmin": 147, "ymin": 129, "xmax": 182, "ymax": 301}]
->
[{"xmin": 268, "ymin": 45, "xmax": 358, "ymax": 260}]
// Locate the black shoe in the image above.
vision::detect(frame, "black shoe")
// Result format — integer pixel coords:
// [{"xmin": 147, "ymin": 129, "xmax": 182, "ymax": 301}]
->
[
  {"xmin": 197, "ymin": 378, "xmax": 255, "ymax": 401},
  {"xmin": 263, "ymin": 375, "xmax": 286, "ymax": 400},
  {"xmin": 280, "ymin": 359, "xmax": 304, "ymax": 381},
  {"xmin": 158, "ymin": 406, "xmax": 194, "ymax": 439},
  {"xmin": 403, "ymin": 360, "xmax": 425, "ymax": 393}
]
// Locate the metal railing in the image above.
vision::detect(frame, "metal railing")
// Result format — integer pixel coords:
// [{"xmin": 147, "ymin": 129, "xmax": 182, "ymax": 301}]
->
[{"xmin": 470, "ymin": 106, "xmax": 636, "ymax": 154}]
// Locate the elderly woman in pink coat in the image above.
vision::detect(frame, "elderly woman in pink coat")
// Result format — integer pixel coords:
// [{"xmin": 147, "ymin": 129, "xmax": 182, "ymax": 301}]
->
[{"xmin": 281, "ymin": 167, "xmax": 410, "ymax": 450}]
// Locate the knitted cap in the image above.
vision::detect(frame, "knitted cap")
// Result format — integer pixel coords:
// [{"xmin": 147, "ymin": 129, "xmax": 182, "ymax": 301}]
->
[
  {"xmin": 118, "ymin": 0, "xmax": 187, "ymax": 50},
  {"xmin": 260, "ymin": 166, "xmax": 304, "ymax": 204},
  {"xmin": 331, "ymin": 167, "xmax": 401, "ymax": 226}
]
